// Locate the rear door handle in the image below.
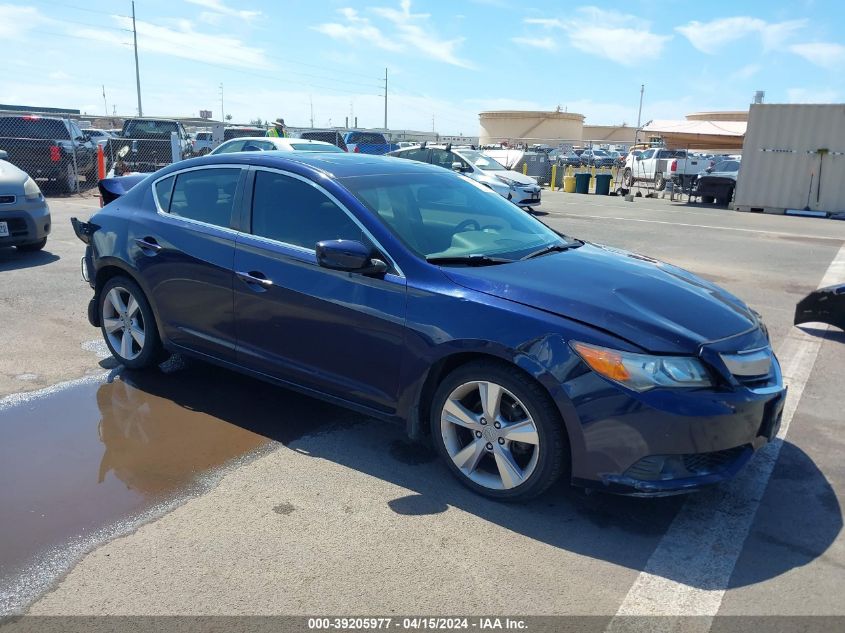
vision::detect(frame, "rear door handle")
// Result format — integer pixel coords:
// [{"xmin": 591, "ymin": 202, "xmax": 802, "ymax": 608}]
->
[
  {"xmin": 236, "ymin": 270, "xmax": 273, "ymax": 289},
  {"xmin": 135, "ymin": 237, "xmax": 162, "ymax": 254}
]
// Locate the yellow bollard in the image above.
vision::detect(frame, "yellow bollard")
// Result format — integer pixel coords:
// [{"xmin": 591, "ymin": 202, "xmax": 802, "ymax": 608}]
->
[
  {"xmin": 522, "ymin": 163, "xmax": 528, "ymax": 175},
  {"xmin": 550, "ymin": 164, "xmax": 557, "ymax": 191}
]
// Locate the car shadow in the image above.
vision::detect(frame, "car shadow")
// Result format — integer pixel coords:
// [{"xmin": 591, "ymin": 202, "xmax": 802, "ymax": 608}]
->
[
  {"xmin": 110, "ymin": 359, "xmax": 841, "ymax": 591},
  {"xmin": 0, "ymin": 248, "xmax": 59, "ymax": 271},
  {"xmin": 796, "ymin": 325, "xmax": 845, "ymax": 343}
]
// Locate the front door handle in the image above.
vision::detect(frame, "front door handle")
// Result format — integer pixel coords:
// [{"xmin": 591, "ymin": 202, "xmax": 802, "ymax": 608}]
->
[
  {"xmin": 236, "ymin": 270, "xmax": 273, "ymax": 289},
  {"xmin": 135, "ymin": 237, "xmax": 162, "ymax": 254}
]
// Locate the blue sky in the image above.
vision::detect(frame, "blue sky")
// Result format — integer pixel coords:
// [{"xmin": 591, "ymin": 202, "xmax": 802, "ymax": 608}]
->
[{"xmin": 1, "ymin": 0, "xmax": 843, "ymax": 134}]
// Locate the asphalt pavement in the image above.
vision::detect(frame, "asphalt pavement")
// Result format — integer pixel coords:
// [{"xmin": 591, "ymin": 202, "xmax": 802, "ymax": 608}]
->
[{"xmin": 1, "ymin": 190, "xmax": 843, "ymax": 622}]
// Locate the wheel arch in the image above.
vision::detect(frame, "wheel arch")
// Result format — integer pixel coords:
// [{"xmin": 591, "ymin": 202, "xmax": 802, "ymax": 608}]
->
[
  {"xmin": 93, "ymin": 259, "xmax": 167, "ymax": 344},
  {"xmin": 406, "ymin": 347, "xmax": 574, "ymax": 454}
]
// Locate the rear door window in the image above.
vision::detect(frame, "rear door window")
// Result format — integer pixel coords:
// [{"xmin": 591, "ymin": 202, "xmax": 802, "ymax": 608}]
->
[{"xmin": 168, "ymin": 168, "xmax": 241, "ymax": 228}]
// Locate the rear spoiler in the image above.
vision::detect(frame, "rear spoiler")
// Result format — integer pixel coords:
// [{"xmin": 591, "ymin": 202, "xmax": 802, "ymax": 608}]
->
[
  {"xmin": 97, "ymin": 174, "xmax": 147, "ymax": 206},
  {"xmin": 794, "ymin": 284, "xmax": 845, "ymax": 331}
]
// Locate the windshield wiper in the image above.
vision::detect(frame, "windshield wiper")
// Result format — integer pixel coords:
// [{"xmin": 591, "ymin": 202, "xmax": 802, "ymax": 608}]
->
[
  {"xmin": 425, "ymin": 254, "xmax": 512, "ymax": 266},
  {"xmin": 520, "ymin": 241, "xmax": 582, "ymax": 260}
]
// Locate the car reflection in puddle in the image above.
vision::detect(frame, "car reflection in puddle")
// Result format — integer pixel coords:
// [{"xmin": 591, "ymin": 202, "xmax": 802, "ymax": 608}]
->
[{"xmin": 0, "ymin": 359, "xmax": 355, "ymax": 610}]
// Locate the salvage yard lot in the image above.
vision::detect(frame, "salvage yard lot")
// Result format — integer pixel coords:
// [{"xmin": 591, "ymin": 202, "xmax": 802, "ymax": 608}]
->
[{"xmin": 1, "ymin": 191, "xmax": 844, "ymax": 618}]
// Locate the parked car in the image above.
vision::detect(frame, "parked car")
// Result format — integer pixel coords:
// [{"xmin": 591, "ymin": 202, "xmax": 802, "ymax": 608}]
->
[
  {"xmin": 72, "ymin": 152, "xmax": 785, "ymax": 500},
  {"xmin": 109, "ymin": 118, "xmax": 192, "ymax": 173},
  {"xmin": 693, "ymin": 160, "xmax": 740, "ymax": 205},
  {"xmin": 209, "ymin": 137, "xmax": 344, "ymax": 155},
  {"xmin": 580, "ymin": 148, "xmax": 616, "ymax": 168},
  {"xmin": 299, "ymin": 130, "xmax": 348, "ymax": 152},
  {"xmin": 223, "ymin": 126, "xmax": 266, "ymax": 141},
  {"xmin": 0, "ymin": 149, "xmax": 51, "ymax": 251},
  {"xmin": 344, "ymin": 131, "xmax": 397, "ymax": 155},
  {"xmin": 624, "ymin": 148, "xmax": 710, "ymax": 190},
  {"xmin": 389, "ymin": 144, "xmax": 541, "ymax": 209},
  {"xmin": 83, "ymin": 128, "xmax": 112, "ymax": 149},
  {"xmin": 549, "ymin": 150, "xmax": 582, "ymax": 168},
  {"xmin": 193, "ymin": 131, "xmax": 213, "ymax": 156},
  {"xmin": 0, "ymin": 115, "xmax": 97, "ymax": 192}
]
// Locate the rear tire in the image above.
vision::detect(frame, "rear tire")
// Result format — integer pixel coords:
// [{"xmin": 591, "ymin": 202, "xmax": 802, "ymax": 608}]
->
[
  {"xmin": 99, "ymin": 276, "xmax": 162, "ymax": 370},
  {"xmin": 701, "ymin": 195, "xmax": 715, "ymax": 204},
  {"xmin": 61, "ymin": 163, "xmax": 77, "ymax": 194},
  {"xmin": 430, "ymin": 360, "xmax": 568, "ymax": 501},
  {"xmin": 17, "ymin": 238, "xmax": 47, "ymax": 252},
  {"xmin": 655, "ymin": 173, "xmax": 666, "ymax": 191}
]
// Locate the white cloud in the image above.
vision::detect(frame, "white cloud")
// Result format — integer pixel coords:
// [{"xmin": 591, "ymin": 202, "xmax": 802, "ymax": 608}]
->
[
  {"xmin": 676, "ymin": 17, "xmax": 806, "ymax": 53},
  {"xmin": 511, "ymin": 36, "xmax": 557, "ymax": 51},
  {"xmin": 522, "ymin": 7, "xmax": 670, "ymax": 65},
  {"xmin": 730, "ymin": 64, "xmax": 761, "ymax": 80},
  {"xmin": 77, "ymin": 17, "xmax": 270, "ymax": 69},
  {"xmin": 0, "ymin": 5, "xmax": 48, "ymax": 39},
  {"xmin": 314, "ymin": 1, "xmax": 473, "ymax": 69},
  {"xmin": 184, "ymin": 0, "xmax": 261, "ymax": 22},
  {"xmin": 787, "ymin": 87, "xmax": 841, "ymax": 103},
  {"xmin": 789, "ymin": 42, "xmax": 845, "ymax": 69}
]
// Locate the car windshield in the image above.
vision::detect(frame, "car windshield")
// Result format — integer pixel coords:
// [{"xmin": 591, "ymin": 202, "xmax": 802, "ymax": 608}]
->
[
  {"xmin": 341, "ymin": 172, "xmax": 567, "ymax": 262},
  {"xmin": 289, "ymin": 143, "xmax": 343, "ymax": 152},
  {"xmin": 713, "ymin": 160, "xmax": 740, "ymax": 172},
  {"xmin": 456, "ymin": 150, "xmax": 507, "ymax": 171},
  {"xmin": 123, "ymin": 120, "xmax": 179, "ymax": 139},
  {"xmin": 592, "ymin": 149, "xmax": 609, "ymax": 156}
]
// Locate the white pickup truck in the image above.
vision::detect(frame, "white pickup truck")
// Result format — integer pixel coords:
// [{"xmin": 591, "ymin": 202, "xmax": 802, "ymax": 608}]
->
[{"xmin": 623, "ymin": 148, "xmax": 711, "ymax": 190}]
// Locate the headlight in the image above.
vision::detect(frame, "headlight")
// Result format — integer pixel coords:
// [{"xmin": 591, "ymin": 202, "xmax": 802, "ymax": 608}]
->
[
  {"xmin": 495, "ymin": 174, "xmax": 519, "ymax": 189},
  {"xmin": 571, "ymin": 341, "xmax": 713, "ymax": 391},
  {"xmin": 24, "ymin": 176, "xmax": 43, "ymax": 201}
]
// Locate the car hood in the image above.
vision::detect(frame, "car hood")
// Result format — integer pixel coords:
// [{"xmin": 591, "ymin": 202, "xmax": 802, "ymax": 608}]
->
[
  {"xmin": 0, "ymin": 160, "xmax": 27, "ymax": 188},
  {"xmin": 442, "ymin": 243, "xmax": 758, "ymax": 354},
  {"xmin": 482, "ymin": 170, "xmax": 538, "ymax": 186}
]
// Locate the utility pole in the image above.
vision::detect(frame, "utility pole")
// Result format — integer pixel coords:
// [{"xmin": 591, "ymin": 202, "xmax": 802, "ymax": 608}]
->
[
  {"xmin": 102, "ymin": 85, "xmax": 108, "ymax": 117},
  {"xmin": 219, "ymin": 83, "xmax": 224, "ymax": 122},
  {"xmin": 432, "ymin": 115, "xmax": 435, "ymax": 133},
  {"xmin": 309, "ymin": 95, "xmax": 314, "ymax": 128},
  {"xmin": 635, "ymin": 83, "xmax": 644, "ymax": 144},
  {"xmin": 383, "ymin": 68, "xmax": 388, "ymax": 130},
  {"xmin": 131, "ymin": 1, "xmax": 143, "ymax": 116}
]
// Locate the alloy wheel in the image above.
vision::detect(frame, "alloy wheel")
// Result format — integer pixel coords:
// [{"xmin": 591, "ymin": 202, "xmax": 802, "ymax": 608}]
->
[
  {"xmin": 440, "ymin": 380, "xmax": 540, "ymax": 491},
  {"xmin": 102, "ymin": 286, "xmax": 146, "ymax": 361}
]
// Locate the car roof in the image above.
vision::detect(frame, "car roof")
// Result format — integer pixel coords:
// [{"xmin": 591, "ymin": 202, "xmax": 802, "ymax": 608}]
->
[{"xmin": 162, "ymin": 151, "xmax": 440, "ymax": 178}]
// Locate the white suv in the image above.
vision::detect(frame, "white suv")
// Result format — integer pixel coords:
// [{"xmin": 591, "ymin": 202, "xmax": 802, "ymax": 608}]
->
[{"xmin": 389, "ymin": 145, "xmax": 541, "ymax": 209}]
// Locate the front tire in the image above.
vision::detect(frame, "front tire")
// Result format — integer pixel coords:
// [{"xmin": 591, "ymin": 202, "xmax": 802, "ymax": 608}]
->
[
  {"xmin": 430, "ymin": 360, "xmax": 568, "ymax": 501},
  {"xmin": 623, "ymin": 168, "xmax": 633, "ymax": 186},
  {"xmin": 99, "ymin": 276, "xmax": 162, "ymax": 369}
]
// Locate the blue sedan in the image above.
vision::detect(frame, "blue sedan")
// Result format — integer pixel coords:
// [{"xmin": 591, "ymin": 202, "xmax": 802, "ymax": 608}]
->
[{"xmin": 72, "ymin": 152, "xmax": 785, "ymax": 499}]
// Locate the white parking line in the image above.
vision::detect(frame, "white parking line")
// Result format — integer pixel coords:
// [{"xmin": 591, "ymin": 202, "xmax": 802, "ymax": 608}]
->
[
  {"xmin": 558, "ymin": 212, "xmax": 845, "ymax": 242},
  {"xmin": 608, "ymin": 242, "xmax": 845, "ymax": 625}
]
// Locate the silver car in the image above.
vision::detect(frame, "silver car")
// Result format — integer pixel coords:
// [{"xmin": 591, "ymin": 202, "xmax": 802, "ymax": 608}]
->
[
  {"xmin": 389, "ymin": 145, "xmax": 541, "ymax": 209},
  {"xmin": 0, "ymin": 150, "xmax": 51, "ymax": 251}
]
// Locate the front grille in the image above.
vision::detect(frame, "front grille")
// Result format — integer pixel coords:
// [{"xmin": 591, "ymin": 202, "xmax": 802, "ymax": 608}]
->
[
  {"xmin": 682, "ymin": 446, "xmax": 748, "ymax": 475},
  {"xmin": 0, "ymin": 217, "xmax": 28, "ymax": 237},
  {"xmin": 0, "ymin": 195, "xmax": 15, "ymax": 204},
  {"xmin": 624, "ymin": 445, "xmax": 751, "ymax": 481}
]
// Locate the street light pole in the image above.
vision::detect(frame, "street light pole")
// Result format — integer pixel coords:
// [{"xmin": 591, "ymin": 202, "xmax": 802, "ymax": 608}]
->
[
  {"xmin": 132, "ymin": 1, "xmax": 143, "ymax": 116},
  {"xmin": 383, "ymin": 68, "xmax": 388, "ymax": 131},
  {"xmin": 635, "ymin": 84, "xmax": 644, "ymax": 144}
]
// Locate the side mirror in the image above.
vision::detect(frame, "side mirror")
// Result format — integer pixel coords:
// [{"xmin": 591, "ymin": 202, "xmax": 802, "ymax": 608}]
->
[
  {"xmin": 0, "ymin": 149, "xmax": 7, "ymax": 160},
  {"xmin": 316, "ymin": 240, "xmax": 387, "ymax": 275},
  {"xmin": 451, "ymin": 161, "xmax": 464, "ymax": 172},
  {"xmin": 635, "ymin": 155, "xmax": 642, "ymax": 161}
]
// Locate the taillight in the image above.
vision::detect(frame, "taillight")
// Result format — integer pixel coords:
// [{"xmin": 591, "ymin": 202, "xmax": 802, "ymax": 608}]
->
[
  {"xmin": 50, "ymin": 146, "xmax": 61, "ymax": 162},
  {"xmin": 353, "ymin": 145, "xmax": 360, "ymax": 153},
  {"xmin": 670, "ymin": 159, "xmax": 677, "ymax": 172}
]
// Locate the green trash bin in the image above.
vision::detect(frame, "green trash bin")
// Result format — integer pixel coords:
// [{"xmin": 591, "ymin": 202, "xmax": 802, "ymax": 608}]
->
[
  {"xmin": 594, "ymin": 173, "xmax": 613, "ymax": 196},
  {"xmin": 574, "ymin": 172, "xmax": 591, "ymax": 194}
]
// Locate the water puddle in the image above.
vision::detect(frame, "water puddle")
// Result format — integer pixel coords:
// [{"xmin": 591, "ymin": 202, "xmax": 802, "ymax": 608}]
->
[{"xmin": 0, "ymin": 359, "xmax": 353, "ymax": 613}]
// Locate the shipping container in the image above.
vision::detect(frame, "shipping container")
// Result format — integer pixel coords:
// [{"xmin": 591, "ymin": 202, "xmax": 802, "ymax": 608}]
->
[{"xmin": 735, "ymin": 104, "xmax": 845, "ymax": 215}]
